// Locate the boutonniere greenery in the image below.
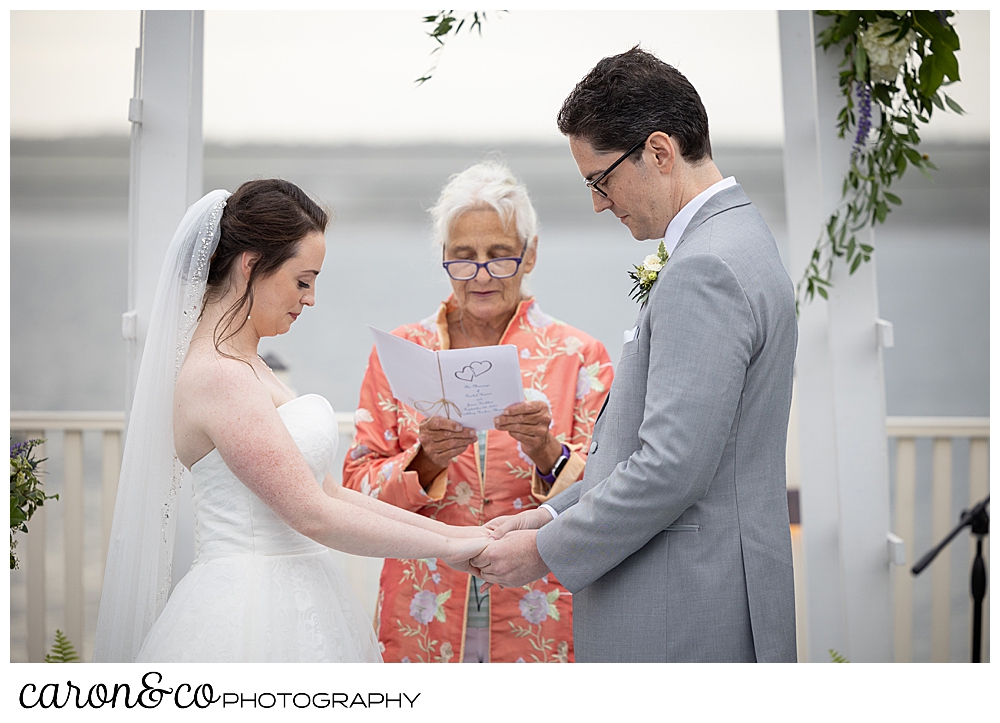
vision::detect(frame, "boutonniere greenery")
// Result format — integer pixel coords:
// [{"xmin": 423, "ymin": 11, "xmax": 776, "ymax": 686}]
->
[{"xmin": 628, "ymin": 241, "xmax": 669, "ymax": 305}]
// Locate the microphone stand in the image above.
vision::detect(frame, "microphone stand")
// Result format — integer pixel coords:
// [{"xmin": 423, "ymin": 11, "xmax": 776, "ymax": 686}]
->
[{"xmin": 912, "ymin": 495, "xmax": 989, "ymax": 663}]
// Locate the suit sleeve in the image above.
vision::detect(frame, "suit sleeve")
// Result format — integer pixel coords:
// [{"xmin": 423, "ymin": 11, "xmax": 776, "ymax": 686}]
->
[{"xmin": 536, "ymin": 252, "xmax": 755, "ymax": 592}]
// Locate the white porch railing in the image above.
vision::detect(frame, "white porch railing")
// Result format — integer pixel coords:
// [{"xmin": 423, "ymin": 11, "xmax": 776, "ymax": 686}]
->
[
  {"xmin": 886, "ymin": 417, "xmax": 990, "ymax": 663},
  {"xmin": 9, "ymin": 410, "xmax": 355, "ymax": 662},
  {"xmin": 9, "ymin": 411, "xmax": 989, "ymax": 662},
  {"xmin": 10, "ymin": 412, "xmax": 124, "ymax": 663}
]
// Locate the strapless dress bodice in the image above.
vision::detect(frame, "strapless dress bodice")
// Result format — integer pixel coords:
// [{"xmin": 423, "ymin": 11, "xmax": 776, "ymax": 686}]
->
[
  {"xmin": 137, "ymin": 393, "xmax": 381, "ymax": 662},
  {"xmin": 189, "ymin": 393, "xmax": 337, "ymax": 559}
]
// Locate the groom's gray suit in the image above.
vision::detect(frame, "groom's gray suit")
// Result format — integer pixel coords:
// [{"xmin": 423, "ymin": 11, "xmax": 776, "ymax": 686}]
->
[{"xmin": 536, "ymin": 184, "xmax": 797, "ymax": 662}]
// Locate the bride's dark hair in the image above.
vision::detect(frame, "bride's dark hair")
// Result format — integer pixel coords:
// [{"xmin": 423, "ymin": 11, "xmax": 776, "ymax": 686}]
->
[{"xmin": 204, "ymin": 179, "xmax": 329, "ymax": 355}]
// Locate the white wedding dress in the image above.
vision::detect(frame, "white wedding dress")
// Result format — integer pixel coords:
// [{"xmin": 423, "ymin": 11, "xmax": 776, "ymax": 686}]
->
[{"xmin": 136, "ymin": 394, "xmax": 382, "ymax": 663}]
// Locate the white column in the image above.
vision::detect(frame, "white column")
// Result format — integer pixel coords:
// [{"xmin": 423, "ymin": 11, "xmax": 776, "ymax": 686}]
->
[
  {"xmin": 779, "ymin": 10, "xmax": 894, "ymax": 662},
  {"xmin": 124, "ymin": 10, "xmax": 204, "ymax": 420},
  {"xmin": 123, "ymin": 10, "xmax": 204, "ymax": 585}
]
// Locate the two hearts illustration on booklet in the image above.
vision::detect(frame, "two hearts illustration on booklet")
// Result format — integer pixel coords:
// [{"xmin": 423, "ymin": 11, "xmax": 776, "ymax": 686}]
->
[{"xmin": 369, "ymin": 327, "xmax": 524, "ymax": 431}]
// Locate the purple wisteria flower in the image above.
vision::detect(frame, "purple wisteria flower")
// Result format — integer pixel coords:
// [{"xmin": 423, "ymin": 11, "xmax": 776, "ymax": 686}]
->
[
  {"xmin": 409, "ymin": 590, "xmax": 438, "ymax": 625},
  {"xmin": 519, "ymin": 589, "xmax": 549, "ymax": 624},
  {"xmin": 10, "ymin": 439, "xmax": 42, "ymax": 458},
  {"xmin": 852, "ymin": 81, "xmax": 872, "ymax": 162}
]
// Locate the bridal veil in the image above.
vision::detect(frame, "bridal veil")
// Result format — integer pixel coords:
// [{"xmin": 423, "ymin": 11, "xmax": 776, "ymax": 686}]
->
[{"xmin": 93, "ymin": 190, "xmax": 231, "ymax": 662}]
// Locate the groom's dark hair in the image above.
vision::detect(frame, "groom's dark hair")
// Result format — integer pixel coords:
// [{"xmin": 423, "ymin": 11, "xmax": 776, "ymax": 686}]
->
[{"xmin": 557, "ymin": 46, "xmax": 712, "ymax": 163}]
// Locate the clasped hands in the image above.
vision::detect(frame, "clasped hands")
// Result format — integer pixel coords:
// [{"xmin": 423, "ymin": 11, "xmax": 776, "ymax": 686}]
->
[
  {"xmin": 418, "ymin": 401, "xmax": 560, "ymax": 589},
  {"xmin": 449, "ymin": 507, "xmax": 554, "ymax": 590}
]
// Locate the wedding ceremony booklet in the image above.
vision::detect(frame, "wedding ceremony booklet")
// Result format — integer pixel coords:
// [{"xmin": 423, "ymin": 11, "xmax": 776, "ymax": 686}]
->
[{"xmin": 368, "ymin": 326, "xmax": 525, "ymax": 431}]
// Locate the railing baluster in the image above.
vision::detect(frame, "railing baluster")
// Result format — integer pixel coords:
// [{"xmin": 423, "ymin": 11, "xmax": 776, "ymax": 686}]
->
[
  {"xmin": 930, "ymin": 437, "xmax": 953, "ymax": 662},
  {"xmin": 968, "ymin": 437, "xmax": 989, "ymax": 662},
  {"xmin": 101, "ymin": 430, "xmax": 122, "ymax": 580},
  {"xmin": 24, "ymin": 433, "xmax": 47, "ymax": 663},
  {"xmin": 10, "ymin": 411, "xmax": 986, "ymax": 663},
  {"xmin": 893, "ymin": 437, "xmax": 916, "ymax": 663},
  {"xmin": 63, "ymin": 430, "xmax": 86, "ymax": 655}
]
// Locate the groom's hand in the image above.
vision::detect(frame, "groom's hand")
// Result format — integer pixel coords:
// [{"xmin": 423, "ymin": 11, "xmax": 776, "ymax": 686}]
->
[
  {"xmin": 486, "ymin": 507, "xmax": 553, "ymax": 539},
  {"xmin": 471, "ymin": 530, "xmax": 549, "ymax": 589},
  {"xmin": 444, "ymin": 555, "xmax": 483, "ymax": 577}
]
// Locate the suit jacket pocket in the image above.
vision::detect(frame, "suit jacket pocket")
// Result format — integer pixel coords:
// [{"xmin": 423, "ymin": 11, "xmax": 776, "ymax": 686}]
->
[
  {"xmin": 620, "ymin": 337, "xmax": 640, "ymax": 359},
  {"xmin": 664, "ymin": 524, "xmax": 700, "ymax": 532}
]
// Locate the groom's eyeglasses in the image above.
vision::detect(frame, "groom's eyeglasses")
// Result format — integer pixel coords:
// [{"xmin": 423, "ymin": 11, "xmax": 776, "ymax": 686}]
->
[
  {"xmin": 585, "ymin": 138, "xmax": 647, "ymax": 199},
  {"xmin": 442, "ymin": 240, "xmax": 529, "ymax": 280}
]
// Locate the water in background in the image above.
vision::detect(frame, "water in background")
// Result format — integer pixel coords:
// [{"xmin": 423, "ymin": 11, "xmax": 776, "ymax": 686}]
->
[
  {"xmin": 10, "ymin": 138, "xmax": 990, "ymax": 418},
  {"xmin": 9, "ymin": 139, "xmax": 989, "ymax": 662}
]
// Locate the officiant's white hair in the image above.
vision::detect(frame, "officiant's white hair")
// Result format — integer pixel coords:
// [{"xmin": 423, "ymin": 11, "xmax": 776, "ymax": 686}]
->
[{"xmin": 429, "ymin": 158, "xmax": 538, "ymax": 249}]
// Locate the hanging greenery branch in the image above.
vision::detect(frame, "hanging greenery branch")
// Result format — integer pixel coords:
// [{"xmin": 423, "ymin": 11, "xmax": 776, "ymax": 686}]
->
[
  {"xmin": 798, "ymin": 10, "xmax": 963, "ymax": 309},
  {"xmin": 415, "ymin": 11, "xmax": 507, "ymax": 84},
  {"xmin": 10, "ymin": 438, "xmax": 53, "ymax": 570}
]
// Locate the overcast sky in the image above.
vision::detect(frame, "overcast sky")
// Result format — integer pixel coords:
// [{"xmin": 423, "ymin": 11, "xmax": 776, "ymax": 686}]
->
[{"xmin": 10, "ymin": 9, "xmax": 990, "ymax": 145}]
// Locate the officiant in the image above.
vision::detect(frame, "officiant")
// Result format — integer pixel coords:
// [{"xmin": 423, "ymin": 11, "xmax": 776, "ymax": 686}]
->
[{"xmin": 343, "ymin": 160, "xmax": 613, "ymax": 663}]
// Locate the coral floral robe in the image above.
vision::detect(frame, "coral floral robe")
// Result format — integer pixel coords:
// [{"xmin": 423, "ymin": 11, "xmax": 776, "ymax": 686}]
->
[{"xmin": 343, "ymin": 296, "xmax": 613, "ymax": 662}]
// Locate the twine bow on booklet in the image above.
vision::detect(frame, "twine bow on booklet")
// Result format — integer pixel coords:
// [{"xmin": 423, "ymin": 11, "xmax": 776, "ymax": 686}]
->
[
  {"xmin": 369, "ymin": 326, "xmax": 524, "ymax": 431},
  {"xmin": 412, "ymin": 353, "xmax": 462, "ymax": 420}
]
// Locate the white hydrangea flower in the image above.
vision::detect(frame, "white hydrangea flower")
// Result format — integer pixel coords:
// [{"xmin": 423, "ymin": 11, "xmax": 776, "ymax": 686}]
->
[{"xmin": 861, "ymin": 19, "xmax": 915, "ymax": 83}]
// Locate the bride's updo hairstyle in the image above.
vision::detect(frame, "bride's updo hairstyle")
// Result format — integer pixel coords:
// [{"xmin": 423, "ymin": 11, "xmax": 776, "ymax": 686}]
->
[{"xmin": 204, "ymin": 179, "xmax": 329, "ymax": 351}]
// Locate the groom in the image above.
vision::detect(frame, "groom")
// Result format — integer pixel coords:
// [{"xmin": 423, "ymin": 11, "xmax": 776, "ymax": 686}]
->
[{"xmin": 471, "ymin": 47, "xmax": 798, "ymax": 662}]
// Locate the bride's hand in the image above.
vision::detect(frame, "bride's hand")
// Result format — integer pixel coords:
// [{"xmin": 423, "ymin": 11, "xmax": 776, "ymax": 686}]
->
[
  {"xmin": 440, "ymin": 535, "xmax": 489, "ymax": 575},
  {"xmin": 445, "ymin": 524, "xmax": 491, "ymax": 539}
]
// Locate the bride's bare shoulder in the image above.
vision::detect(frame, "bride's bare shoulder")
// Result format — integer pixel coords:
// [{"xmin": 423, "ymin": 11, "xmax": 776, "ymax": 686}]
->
[{"xmin": 176, "ymin": 342, "xmax": 266, "ymax": 408}]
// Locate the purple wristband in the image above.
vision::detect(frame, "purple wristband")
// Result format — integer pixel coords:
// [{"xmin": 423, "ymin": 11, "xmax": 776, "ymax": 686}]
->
[{"xmin": 537, "ymin": 444, "xmax": 571, "ymax": 484}]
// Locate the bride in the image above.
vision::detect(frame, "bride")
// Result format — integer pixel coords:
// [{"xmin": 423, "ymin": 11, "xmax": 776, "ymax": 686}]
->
[{"xmin": 93, "ymin": 181, "xmax": 488, "ymax": 662}]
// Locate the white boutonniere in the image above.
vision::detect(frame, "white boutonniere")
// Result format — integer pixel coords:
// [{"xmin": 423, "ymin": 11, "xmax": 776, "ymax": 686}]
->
[{"xmin": 628, "ymin": 241, "xmax": 669, "ymax": 305}]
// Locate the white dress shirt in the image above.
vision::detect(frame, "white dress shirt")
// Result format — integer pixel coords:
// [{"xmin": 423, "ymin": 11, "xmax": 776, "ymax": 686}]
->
[{"xmin": 661, "ymin": 175, "xmax": 737, "ymax": 256}]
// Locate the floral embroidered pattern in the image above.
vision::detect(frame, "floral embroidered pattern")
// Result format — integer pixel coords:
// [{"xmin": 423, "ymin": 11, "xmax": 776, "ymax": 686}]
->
[
  {"xmin": 526, "ymin": 301, "xmax": 556, "ymax": 329},
  {"xmin": 508, "ymin": 583, "xmax": 568, "ymax": 662},
  {"xmin": 576, "ymin": 363, "xmax": 606, "ymax": 400},
  {"xmin": 409, "ymin": 589, "xmax": 440, "ymax": 625},
  {"xmin": 436, "ymin": 641, "xmax": 454, "ymax": 663},
  {"xmin": 343, "ymin": 298, "xmax": 612, "ymax": 662},
  {"xmin": 395, "ymin": 558, "xmax": 454, "ymax": 663}
]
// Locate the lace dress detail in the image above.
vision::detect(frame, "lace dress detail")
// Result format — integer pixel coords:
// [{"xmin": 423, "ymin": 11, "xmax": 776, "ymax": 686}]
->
[{"xmin": 136, "ymin": 395, "xmax": 382, "ymax": 663}]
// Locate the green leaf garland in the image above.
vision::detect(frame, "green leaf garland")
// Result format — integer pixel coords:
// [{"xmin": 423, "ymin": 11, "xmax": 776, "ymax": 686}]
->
[{"xmin": 798, "ymin": 10, "xmax": 963, "ymax": 311}]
